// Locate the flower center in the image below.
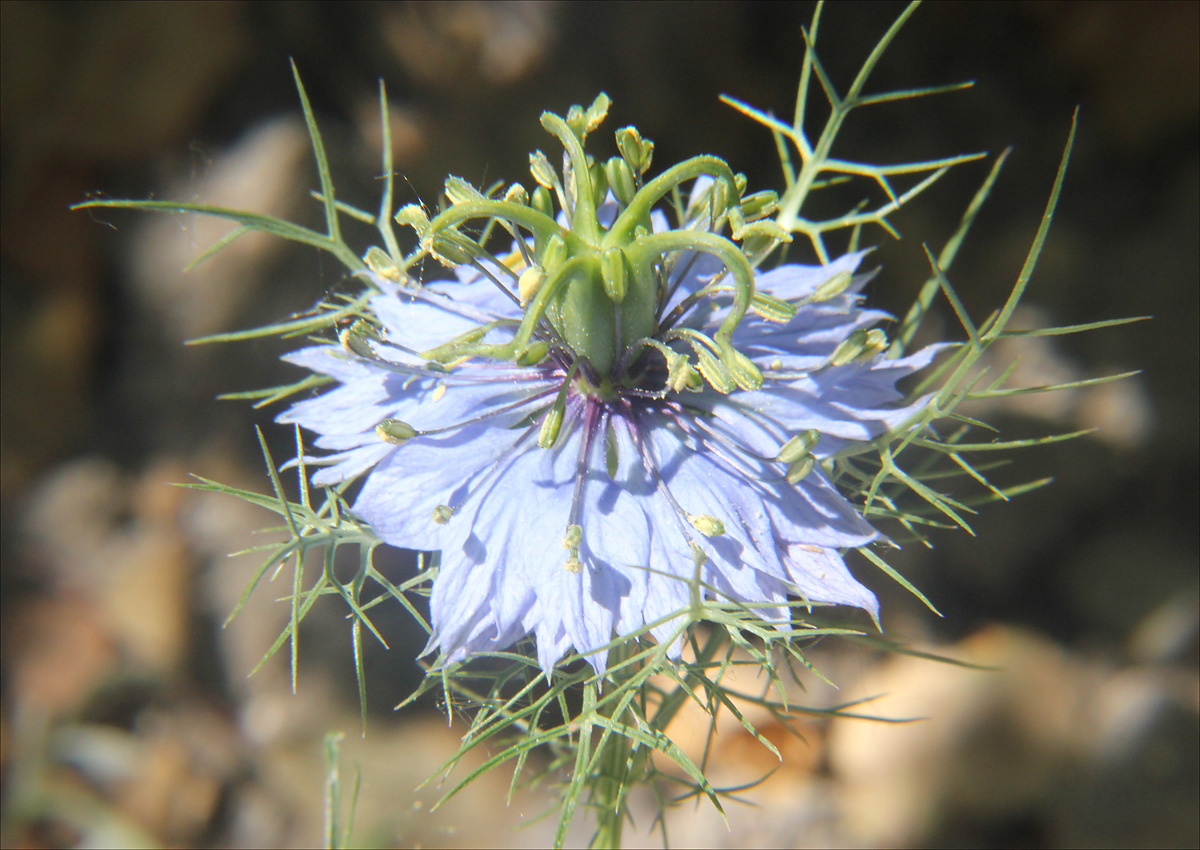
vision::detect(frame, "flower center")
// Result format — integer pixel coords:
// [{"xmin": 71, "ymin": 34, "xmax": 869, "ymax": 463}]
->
[
  {"xmin": 394, "ymin": 93, "xmax": 794, "ymax": 401},
  {"xmin": 573, "ymin": 371, "xmax": 618, "ymax": 401}
]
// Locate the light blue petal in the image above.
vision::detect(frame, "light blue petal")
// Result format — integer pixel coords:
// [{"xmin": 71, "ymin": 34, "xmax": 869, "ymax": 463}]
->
[{"xmin": 782, "ymin": 545, "xmax": 878, "ymax": 619}]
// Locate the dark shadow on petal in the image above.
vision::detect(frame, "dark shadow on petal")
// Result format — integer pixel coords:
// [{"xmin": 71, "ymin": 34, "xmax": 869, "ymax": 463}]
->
[{"xmin": 463, "ymin": 531, "xmax": 487, "ymax": 565}]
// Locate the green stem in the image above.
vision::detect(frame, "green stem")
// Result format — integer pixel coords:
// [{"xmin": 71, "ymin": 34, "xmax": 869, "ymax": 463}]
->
[
  {"xmin": 776, "ymin": 1, "xmax": 921, "ymax": 233},
  {"xmin": 589, "ymin": 644, "xmax": 633, "ymax": 850},
  {"xmin": 590, "ymin": 728, "xmax": 630, "ymax": 849}
]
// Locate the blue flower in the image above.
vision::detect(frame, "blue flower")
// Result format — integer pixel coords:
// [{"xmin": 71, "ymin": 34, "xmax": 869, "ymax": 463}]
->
[
  {"xmin": 280, "ymin": 256, "xmax": 939, "ymax": 673},
  {"xmin": 277, "ymin": 103, "xmax": 942, "ymax": 673}
]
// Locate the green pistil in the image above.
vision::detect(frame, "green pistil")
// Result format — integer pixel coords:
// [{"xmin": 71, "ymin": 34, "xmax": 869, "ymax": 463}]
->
[
  {"xmin": 540, "ymin": 112, "xmax": 602, "ymax": 245},
  {"xmin": 605, "ymin": 155, "xmax": 741, "ymax": 246},
  {"xmin": 427, "ymin": 200, "xmax": 581, "ymax": 256},
  {"xmin": 630, "ymin": 229, "xmax": 756, "ymax": 359},
  {"xmin": 405, "ymin": 98, "xmax": 773, "ymax": 396}
]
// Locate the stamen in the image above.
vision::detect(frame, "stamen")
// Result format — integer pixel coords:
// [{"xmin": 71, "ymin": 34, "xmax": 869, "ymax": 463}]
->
[
  {"xmin": 777, "ymin": 430, "xmax": 820, "ymax": 464},
  {"xmin": 630, "ymin": 338, "xmax": 701, "ymax": 395},
  {"xmin": 339, "ymin": 323, "xmax": 480, "ymax": 382},
  {"xmin": 425, "ymin": 413, "xmax": 547, "ymax": 526},
  {"xmin": 563, "ymin": 524, "xmax": 583, "ymax": 549},
  {"xmin": 374, "ymin": 385, "xmax": 557, "ymax": 452},
  {"xmin": 518, "ymin": 266, "xmax": 546, "ymax": 305},
  {"xmin": 563, "ymin": 523, "xmax": 584, "ymax": 573},
  {"xmin": 786, "ymin": 455, "xmax": 815, "ymax": 483},
  {"xmin": 376, "ymin": 419, "xmax": 417, "ymax": 445},
  {"xmin": 363, "ymin": 246, "xmax": 404, "ymax": 283},
  {"xmin": 467, "ymin": 255, "xmax": 521, "ymax": 308},
  {"xmin": 560, "ymin": 398, "xmax": 603, "ymax": 572},
  {"xmin": 516, "ymin": 340, "xmax": 550, "ymax": 366},
  {"xmin": 665, "ymin": 401, "xmax": 789, "ymax": 481},
  {"xmin": 829, "ymin": 329, "xmax": 869, "ymax": 366},
  {"xmin": 621, "ymin": 401, "xmax": 709, "ymax": 557},
  {"xmin": 657, "ymin": 277, "xmax": 721, "ymax": 333},
  {"xmin": 339, "ymin": 320, "xmax": 379, "ymax": 358},
  {"xmin": 804, "ymin": 270, "xmax": 854, "ymax": 304},
  {"xmin": 632, "ymin": 229, "xmax": 759, "ymax": 376},
  {"xmin": 539, "ymin": 360, "xmax": 582, "ymax": 449},
  {"xmin": 688, "ymin": 514, "xmax": 725, "ymax": 537}
]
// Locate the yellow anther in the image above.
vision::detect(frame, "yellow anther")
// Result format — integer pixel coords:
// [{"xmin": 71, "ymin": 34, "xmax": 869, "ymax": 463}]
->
[
  {"xmin": 688, "ymin": 514, "xmax": 725, "ymax": 537},
  {"xmin": 376, "ymin": 418, "xmax": 417, "ymax": 445},
  {"xmin": 786, "ymin": 455, "xmax": 815, "ymax": 484},
  {"xmin": 563, "ymin": 524, "xmax": 583, "ymax": 550},
  {"xmin": 518, "ymin": 266, "xmax": 546, "ymax": 305}
]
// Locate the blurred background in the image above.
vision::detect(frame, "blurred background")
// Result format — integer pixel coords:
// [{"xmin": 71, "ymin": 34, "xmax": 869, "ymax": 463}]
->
[{"xmin": 2, "ymin": 2, "xmax": 1196, "ymax": 847}]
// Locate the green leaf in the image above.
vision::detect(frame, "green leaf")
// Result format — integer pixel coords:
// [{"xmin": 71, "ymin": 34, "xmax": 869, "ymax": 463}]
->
[{"xmin": 983, "ymin": 109, "xmax": 1078, "ymax": 342}]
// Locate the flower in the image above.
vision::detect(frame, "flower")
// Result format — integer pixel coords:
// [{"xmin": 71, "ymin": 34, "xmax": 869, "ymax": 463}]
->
[{"xmin": 277, "ymin": 99, "xmax": 942, "ymax": 673}]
